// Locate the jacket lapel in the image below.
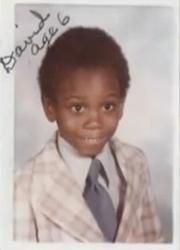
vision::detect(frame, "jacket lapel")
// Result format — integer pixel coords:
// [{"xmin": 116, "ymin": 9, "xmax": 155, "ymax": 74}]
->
[
  {"xmin": 111, "ymin": 139, "xmax": 142, "ymax": 242},
  {"xmin": 110, "ymin": 140, "xmax": 128, "ymax": 241},
  {"xmin": 34, "ymin": 133, "xmax": 105, "ymax": 242},
  {"xmin": 33, "ymin": 133, "xmax": 141, "ymax": 242}
]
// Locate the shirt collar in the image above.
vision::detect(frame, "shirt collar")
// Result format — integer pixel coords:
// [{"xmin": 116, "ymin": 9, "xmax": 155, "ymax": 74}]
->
[{"xmin": 57, "ymin": 134, "xmax": 114, "ymax": 190}]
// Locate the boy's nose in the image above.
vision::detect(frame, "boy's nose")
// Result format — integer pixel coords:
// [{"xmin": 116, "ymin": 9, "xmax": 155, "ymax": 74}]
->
[{"xmin": 84, "ymin": 110, "xmax": 102, "ymax": 130}]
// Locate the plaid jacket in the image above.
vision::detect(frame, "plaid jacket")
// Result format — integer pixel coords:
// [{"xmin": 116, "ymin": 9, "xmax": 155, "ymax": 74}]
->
[{"xmin": 14, "ymin": 132, "xmax": 164, "ymax": 242}]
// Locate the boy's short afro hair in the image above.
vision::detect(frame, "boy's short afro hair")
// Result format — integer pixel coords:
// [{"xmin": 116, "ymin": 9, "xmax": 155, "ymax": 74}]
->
[{"xmin": 38, "ymin": 26, "xmax": 130, "ymax": 101}]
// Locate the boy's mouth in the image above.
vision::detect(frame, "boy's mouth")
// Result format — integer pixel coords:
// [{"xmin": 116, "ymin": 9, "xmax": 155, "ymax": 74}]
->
[{"xmin": 81, "ymin": 136, "xmax": 106, "ymax": 145}]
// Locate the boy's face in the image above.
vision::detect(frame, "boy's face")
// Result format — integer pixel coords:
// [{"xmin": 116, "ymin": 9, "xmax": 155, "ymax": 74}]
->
[{"xmin": 43, "ymin": 68, "xmax": 124, "ymax": 157}]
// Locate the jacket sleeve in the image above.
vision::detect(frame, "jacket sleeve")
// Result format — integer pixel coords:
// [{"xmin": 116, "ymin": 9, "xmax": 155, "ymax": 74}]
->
[{"xmin": 14, "ymin": 168, "xmax": 38, "ymax": 241}]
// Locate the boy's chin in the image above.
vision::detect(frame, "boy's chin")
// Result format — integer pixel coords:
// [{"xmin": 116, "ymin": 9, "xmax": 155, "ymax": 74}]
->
[{"xmin": 76, "ymin": 144, "xmax": 105, "ymax": 157}]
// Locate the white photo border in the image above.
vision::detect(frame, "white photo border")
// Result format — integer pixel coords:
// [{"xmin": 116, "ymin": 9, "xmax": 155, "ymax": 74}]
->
[{"xmin": 0, "ymin": 0, "xmax": 179, "ymax": 250}]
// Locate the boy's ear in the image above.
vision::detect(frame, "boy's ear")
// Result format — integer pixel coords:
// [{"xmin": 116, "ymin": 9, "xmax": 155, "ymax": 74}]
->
[{"xmin": 41, "ymin": 95, "xmax": 56, "ymax": 122}]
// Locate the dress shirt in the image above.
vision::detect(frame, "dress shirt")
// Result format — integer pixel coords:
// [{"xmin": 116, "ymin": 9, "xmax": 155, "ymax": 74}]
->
[{"xmin": 58, "ymin": 135, "xmax": 120, "ymax": 210}]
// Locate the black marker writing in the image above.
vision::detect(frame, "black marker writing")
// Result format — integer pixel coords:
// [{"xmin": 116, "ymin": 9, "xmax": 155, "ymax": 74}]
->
[
  {"xmin": 31, "ymin": 26, "xmax": 58, "ymax": 55},
  {"xmin": 0, "ymin": 10, "xmax": 70, "ymax": 74},
  {"xmin": 57, "ymin": 12, "xmax": 70, "ymax": 26},
  {"xmin": 0, "ymin": 53, "xmax": 17, "ymax": 73}
]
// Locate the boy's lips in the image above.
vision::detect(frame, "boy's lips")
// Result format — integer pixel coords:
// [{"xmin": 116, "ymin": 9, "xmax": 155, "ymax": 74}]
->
[{"xmin": 80, "ymin": 136, "xmax": 106, "ymax": 145}]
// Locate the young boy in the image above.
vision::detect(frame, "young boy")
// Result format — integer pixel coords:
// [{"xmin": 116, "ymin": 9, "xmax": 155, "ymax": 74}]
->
[{"xmin": 14, "ymin": 26, "xmax": 164, "ymax": 242}]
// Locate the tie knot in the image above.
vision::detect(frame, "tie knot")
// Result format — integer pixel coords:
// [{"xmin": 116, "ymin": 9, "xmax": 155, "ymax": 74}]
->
[{"xmin": 86, "ymin": 158, "xmax": 109, "ymax": 187}]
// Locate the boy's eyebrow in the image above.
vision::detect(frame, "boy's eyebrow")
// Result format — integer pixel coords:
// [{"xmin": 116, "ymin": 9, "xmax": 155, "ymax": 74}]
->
[
  {"xmin": 61, "ymin": 94, "xmax": 120, "ymax": 101},
  {"xmin": 105, "ymin": 93, "xmax": 121, "ymax": 98},
  {"xmin": 57, "ymin": 95, "xmax": 87, "ymax": 103},
  {"xmin": 61, "ymin": 95, "xmax": 85, "ymax": 101},
  {"xmin": 59, "ymin": 93, "xmax": 121, "ymax": 101}
]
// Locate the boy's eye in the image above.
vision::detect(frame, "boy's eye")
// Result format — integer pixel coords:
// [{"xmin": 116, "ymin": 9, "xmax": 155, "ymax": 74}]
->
[
  {"xmin": 71, "ymin": 104, "xmax": 85, "ymax": 113},
  {"xmin": 103, "ymin": 103, "xmax": 115, "ymax": 111}
]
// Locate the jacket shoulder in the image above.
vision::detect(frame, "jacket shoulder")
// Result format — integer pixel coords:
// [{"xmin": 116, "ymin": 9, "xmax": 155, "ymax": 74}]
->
[
  {"xmin": 111, "ymin": 137, "xmax": 147, "ymax": 161},
  {"xmin": 14, "ymin": 132, "xmax": 60, "ymax": 195},
  {"xmin": 14, "ymin": 135, "xmax": 54, "ymax": 187},
  {"xmin": 110, "ymin": 137, "xmax": 149, "ymax": 182}
]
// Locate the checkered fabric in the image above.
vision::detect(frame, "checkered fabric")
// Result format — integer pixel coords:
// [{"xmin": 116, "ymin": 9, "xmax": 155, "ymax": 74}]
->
[{"xmin": 14, "ymin": 132, "xmax": 164, "ymax": 242}]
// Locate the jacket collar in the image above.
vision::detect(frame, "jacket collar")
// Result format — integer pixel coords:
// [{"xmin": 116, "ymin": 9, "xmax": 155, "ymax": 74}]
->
[
  {"xmin": 33, "ymin": 132, "xmax": 136, "ymax": 242},
  {"xmin": 33, "ymin": 132, "xmax": 105, "ymax": 242}
]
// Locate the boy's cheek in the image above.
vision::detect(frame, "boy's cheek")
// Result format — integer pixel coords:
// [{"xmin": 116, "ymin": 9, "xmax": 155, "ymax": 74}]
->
[
  {"xmin": 57, "ymin": 119, "xmax": 81, "ymax": 133},
  {"xmin": 105, "ymin": 115, "xmax": 120, "ymax": 128}
]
